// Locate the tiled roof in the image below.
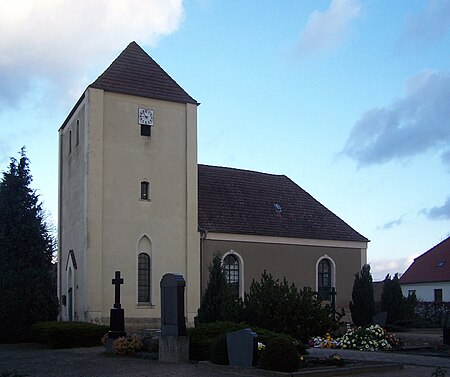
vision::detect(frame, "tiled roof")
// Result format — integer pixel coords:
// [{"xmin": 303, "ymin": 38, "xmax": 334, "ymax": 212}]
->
[
  {"xmin": 90, "ymin": 41, "xmax": 197, "ymax": 105},
  {"xmin": 400, "ymin": 236, "xmax": 450, "ymax": 284},
  {"xmin": 198, "ymin": 164, "xmax": 368, "ymax": 243}
]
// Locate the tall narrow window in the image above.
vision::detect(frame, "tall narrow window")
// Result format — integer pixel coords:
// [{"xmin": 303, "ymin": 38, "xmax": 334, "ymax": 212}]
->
[
  {"xmin": 140, "ymin": 181, "xmax": 150, "ymax": 200},
  {"xmin": 318, "ymin": 259, "xmax": 332, "ymax": 300},
  {"xmin": 76, "ymin": 119, "xmax": 80, "ymax": 146},
  {"xmin": 69, "ymin": 130, "xmax": 72, "ymax": 155},
  {"xmin": 138, "ymin": 253, "xmax": 151, "ymax": 303},
  {"xmin": 224, "ymin": 254, "xmax": 239, "ymax": 298}
]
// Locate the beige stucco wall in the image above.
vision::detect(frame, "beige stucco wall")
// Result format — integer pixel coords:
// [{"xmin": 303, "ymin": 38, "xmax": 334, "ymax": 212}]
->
[
  {"xmin": 58, "ymin": 98, "xmax": 88, "ymax": 322},
  {"xmin": 202, "ymin": 236, "xmax": 366, "ymax": 310},
  {"xmin": 59, "ymin": 88, "xmax": 199, "ymax": 326}
]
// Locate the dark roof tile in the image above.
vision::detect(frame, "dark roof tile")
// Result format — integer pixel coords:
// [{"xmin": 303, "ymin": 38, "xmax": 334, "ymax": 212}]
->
[
  {"xmin": 400, "ymin": 236, "xmax": 450, "ymax": 284},
  {"xmin": 198, "ymin": 164, "xmax": 368, "ymax": 242},
  {"xmin": 90, "ymin": 41, "xmax": 197, "ymax": 104}
]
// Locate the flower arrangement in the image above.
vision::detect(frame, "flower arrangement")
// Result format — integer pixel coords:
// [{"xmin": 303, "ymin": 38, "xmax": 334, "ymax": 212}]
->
[
  {"xmin": 338, "ymin": 325, "xmax": 400, "ymax": 351},
  {"xmin": 310, "ymin": 325, "xmax": 401, "ymax": 352},
  {"xmin": 309, "ymin": 333, "xmax": 339, "ymax": 348},
  {"xmin": 112, "ymin": 334, "xmax": 144, "ymax": 356}
]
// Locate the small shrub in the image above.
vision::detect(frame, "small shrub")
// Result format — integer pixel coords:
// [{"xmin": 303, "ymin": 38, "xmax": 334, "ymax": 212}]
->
[
  {"xmin": 188, "ymin": 321, "xmax": 245, "ymax": 360},
  {"xmin": 210, "ymin": 334, "xmax": 229, "ymax": 365},
  {"xmin": 112, "ymin": 334, "xmax": 143, "ymax": 356},
  {"xmin": 260, "ymin": 337, "xmax": 299, "ymax": 373},
  {"xmin": 32, "ymin": 321, "xmax": 109, "ymax": 349}
]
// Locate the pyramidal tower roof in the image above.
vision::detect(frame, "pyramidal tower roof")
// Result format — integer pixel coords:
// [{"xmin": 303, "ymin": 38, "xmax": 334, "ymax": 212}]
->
[{"xmin": 90, "ymin": 41, "xmax": 197, "ymax": 104}]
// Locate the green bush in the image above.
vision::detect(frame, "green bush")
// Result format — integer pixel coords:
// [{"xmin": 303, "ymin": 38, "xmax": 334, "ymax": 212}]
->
[
  {"xmin": 32, "ymin": 321, "xmax": 109, "ymax": 348},
  {"xmin": 188, "ymin": 321, "xmax": 298, "ymax": 361},
  {"xmin": 188, "ymin": 321, "xmax": 245, "ymax": 360},
  {"xmin": 260, "ymin": 337, "xmax": 299, "ymax": 373},
  {"xmin": 210, "ymin": 334, "xmax": 229, "ymax": 365},
  {"xmin": 243, "ymin": 271, "xmax": 340, "ymax": 342}
]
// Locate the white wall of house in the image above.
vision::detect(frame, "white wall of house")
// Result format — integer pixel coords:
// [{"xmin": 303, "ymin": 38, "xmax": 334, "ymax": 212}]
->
[{"xmin": 401, "ymin": 282, "xmax": 450, "ymax": 302}]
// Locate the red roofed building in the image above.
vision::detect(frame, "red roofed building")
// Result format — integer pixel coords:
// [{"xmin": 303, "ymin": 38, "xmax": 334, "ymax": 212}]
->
[{"xmin": 400, "ymin": 236, "xmax": 450, "ymax": 302}]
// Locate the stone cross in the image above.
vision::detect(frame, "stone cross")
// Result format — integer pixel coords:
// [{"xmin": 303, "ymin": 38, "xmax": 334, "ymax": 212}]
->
[
  {"xmin": 330, "ymin": 287, "xmax": 337, "ymax": 319},
  {"xmin": 112, "ymin": 271, "xmax": 124, "ymax": 309}
]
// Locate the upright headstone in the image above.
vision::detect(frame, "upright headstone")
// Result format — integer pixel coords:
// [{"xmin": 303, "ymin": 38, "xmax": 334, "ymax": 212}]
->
[
  {"xmin": 372, "ymin": 311, "xmax": 388, "ymax": 327},
  {"xmin": 109, "ymin": 271, "xmax": 126, "ymax": 339},
  {"xmin": 159, "ymin": 273, "xmax": 189, "ymax": 363},
  {"xmin": 226, "ymin": 329, "xmax": 258, "ymax": 367}
]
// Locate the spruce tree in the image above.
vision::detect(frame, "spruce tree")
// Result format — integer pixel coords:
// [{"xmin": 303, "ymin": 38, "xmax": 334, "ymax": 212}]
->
[
  {"xmin": 0, "ymin": 149, "xmax": 58, "ymax": 342},
  {"xmin": 349, "ymin": 264, "xmax": 375, "ymax": 325},
  {"xmin": 197, "ymin": 255, "xmax": 236, "ymax": 323}
]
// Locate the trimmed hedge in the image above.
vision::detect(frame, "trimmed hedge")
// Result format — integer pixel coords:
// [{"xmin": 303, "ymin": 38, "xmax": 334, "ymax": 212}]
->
[
  {"xmin": 210, "ymin": 334, "xmax": 229, "ymax": 365},
  {"xmin": 32, "ymin": 321, "xmax": 109, "ymax": 349},
  {"xmin": 260, "ymin": 337, "xmax": 299, "ymax": 373},
  {"xmin": 188, "ymin": 321, "xmax": 302, "ymax": 361}
]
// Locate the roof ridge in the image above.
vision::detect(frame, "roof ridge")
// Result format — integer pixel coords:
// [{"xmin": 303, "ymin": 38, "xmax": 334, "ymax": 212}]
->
[{"xmin": 199, "ymin": 164, "xmax": 286, "ymax": 178}]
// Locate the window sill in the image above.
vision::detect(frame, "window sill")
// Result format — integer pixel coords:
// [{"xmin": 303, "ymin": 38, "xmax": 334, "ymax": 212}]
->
[
  {"xmin": 139, "ymin": 198, "xmax": 151, "ymax": 202},
  {"xmin": 136, "ymin": 303, "xmax": 155, "ymax": 309}
]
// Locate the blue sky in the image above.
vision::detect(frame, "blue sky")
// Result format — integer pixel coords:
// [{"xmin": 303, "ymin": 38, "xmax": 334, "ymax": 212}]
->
[{"xmin": 1, "ymin": 0, "xmax": 449, "ymax": 280}]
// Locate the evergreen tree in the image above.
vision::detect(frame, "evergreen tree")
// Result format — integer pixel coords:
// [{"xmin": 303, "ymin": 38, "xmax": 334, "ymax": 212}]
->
[
  {"xmin": 196, "ymin": 255, "xmax": 238, "ymax": 323},
  {"xmin": 349, "ymin": 264, "xmax": 376, "ymax": 325},
  {"xmin": 0, "ymin": 149, "xmax": 58, "ymax": 342},
  {"xmin": 381, "ymin": 273, "xmax": 405, "ymax": 325},
  {"xmin": 243, "ymin": 271, "xmax": 340, "ymax": 342}
]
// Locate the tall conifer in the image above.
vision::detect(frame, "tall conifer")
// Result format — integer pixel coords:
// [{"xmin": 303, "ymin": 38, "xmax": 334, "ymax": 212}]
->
[
  {"xmin": 349, "ymin": 264, "xmax": 376, "ymax": 325},
  {"xmin": 0, "ymin": 149, "xmax": 58, "ymax": 341}
]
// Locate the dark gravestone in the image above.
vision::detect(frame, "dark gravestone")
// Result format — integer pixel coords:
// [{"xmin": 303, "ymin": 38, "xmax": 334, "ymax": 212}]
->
[
  {"xmin": 160, "ymin": 273, "xmax": 186, "ymax": 337},
  {"xmin": 226, "ymin": 329, "xmax": 258, "ymax": 367},
  {"xmin": 372, "ymin": 311, "xmax": 388, "ymax": 327},
  {"xmin": 443, "ymin": 328, "xmax": 450, "ymax": 345},
  {"xmin": 108, "ymin": 271, "xmax": 125, "ymax": 339},
  {"xmin": 159, "ymin": 273, "xmax": 188, "ymax": 363}
]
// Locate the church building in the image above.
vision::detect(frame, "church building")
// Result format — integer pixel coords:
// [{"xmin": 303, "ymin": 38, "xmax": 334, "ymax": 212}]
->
[{"xmin": 57, "ymin": 42, "xmax": 368, "ymax": 327}]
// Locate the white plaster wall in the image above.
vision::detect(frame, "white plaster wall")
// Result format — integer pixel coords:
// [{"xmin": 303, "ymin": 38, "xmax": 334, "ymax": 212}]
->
[
  {"xmin": 401, "ymin": 282, "xmax": 450, "ymax": 301},
  {"xmin": 58, "ymin": 100, "xmax": 88, "ymax": 321},
  {"xmin": 84, "ymin": 89, "xmax": 199, "ymax": 323}
]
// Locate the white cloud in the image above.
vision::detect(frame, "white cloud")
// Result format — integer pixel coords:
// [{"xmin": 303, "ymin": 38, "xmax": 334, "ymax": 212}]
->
[
  {"xmin": 379, "ymin": 216, "xmax": 404, "ymax": 231},
  {"xmin": 341, "ymin": 71, "xmax": 450, "ymax": 167},
  {"xmin": 403, "ymin": 0, "xmax": 450, "ymax": 46},
  {"xmin": 295, "ymin": 0, "xmax": 360, "ymax": 56},
  {"xmin": 369, "ymin": 254, "xmax": 418, "ymax": 281},
  {"xmin": 422, "ymin": 197, "xmax": 450, "ymax": 220},
  {"xmin": 0, "ymin": 0, "xmax": 184, "ymax": 107}
]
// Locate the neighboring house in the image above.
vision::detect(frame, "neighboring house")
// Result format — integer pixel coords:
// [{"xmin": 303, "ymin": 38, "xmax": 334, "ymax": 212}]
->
[
  {"xmin": 57, "ymin": 41, "xmax": 368, "ymax": 327},
  {"xmin": 400, "ymin": 236, "xmax": 450, "ymax": 302}
]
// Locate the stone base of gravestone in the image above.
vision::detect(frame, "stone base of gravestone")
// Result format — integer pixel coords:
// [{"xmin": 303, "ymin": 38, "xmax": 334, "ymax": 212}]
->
[
  {"xmin": 159, "ymin": 336, "xmax": 189, "ymax": 363},
  {"xmin": 105, "ymin": 337, "xmax": 115, "ymax": 353}
]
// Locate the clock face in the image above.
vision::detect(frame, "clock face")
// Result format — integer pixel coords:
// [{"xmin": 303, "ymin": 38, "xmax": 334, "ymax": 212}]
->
[{"xmin": 138, "ymin": 108, "xmax": 153, "ymax": 126}]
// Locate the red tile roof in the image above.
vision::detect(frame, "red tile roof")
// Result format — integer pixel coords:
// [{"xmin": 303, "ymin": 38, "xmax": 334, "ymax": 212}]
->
[
  {"xmin": 90, "ymin": 41, "xmax": 197, "ymax": 105},
  {"xmin": 198, "ymin": 164, "xmax": 368, "ymax": 242},
  {"xmin": 400, "ymin": 236, "xmax": 450, "ymax": 284}
]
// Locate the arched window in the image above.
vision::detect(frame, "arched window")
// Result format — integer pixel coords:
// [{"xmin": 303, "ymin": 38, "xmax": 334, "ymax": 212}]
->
[
  {"xmin": 138, "ymin": 253, "xmax": 151, "ymax": 303},
  {"xmin": 318, "ymin": 258, "xmax": 332, "ymax": 300},
  {"xmin": 223, "ymin": 254, "xmax": 240, "ymax": 298}
]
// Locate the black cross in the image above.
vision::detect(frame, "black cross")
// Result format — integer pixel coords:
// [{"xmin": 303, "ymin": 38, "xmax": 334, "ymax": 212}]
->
[
  {"xmin": 112, "ymin": 271, "xmax": 124, "ymax": 309},
  {"xmin": 330, "ymin": 287, "xmax": 337, "ymax": 320}
]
